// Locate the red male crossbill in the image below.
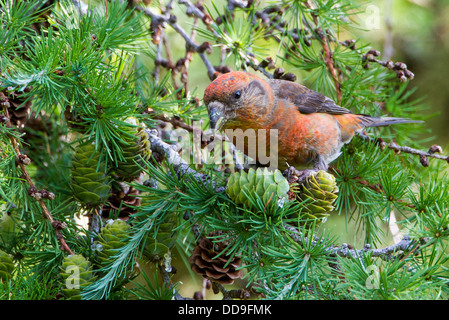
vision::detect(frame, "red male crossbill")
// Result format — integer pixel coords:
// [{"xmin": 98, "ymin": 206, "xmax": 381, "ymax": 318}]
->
[{"xmin": 204, "ymin": 71, "xmax": 421, "ymax": 172}]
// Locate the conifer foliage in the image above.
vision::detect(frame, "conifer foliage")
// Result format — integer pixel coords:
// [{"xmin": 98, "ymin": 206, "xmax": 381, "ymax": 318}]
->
[{"xmin": 0, "ymin": 0, "xmax": 448, "ymax": 300}]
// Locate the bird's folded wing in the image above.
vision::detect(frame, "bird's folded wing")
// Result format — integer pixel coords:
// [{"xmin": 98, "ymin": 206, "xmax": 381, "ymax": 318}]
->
[{"xmin": 270, "ymin": 79, "xmax": 351, "ymax": 115}]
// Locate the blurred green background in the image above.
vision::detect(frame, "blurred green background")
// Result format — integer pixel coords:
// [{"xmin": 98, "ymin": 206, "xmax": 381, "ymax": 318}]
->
[
  {"xmin": 363, "ymin": 0, "xmax": 449, "ymax": 148},
  {"xmin": 324, "ymin": 0, "xmax": 449, "ymax": 248}
]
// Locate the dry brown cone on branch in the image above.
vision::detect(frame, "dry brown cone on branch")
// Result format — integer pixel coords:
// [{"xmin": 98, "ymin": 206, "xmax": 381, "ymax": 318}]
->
[
  {"xmin": 0, "ymin": 89, "xmax": 32, "ymax": 128},
  {"xmin": 101, "ymin": 183, "xmax": 141, "ymax": 221},
  {"xmin": 21, "ymin": 112, "xmax": 66, "ymax": 154},
  {"xmin": 189, "ymin": 235, "xmax": 244, "ymax": 285}
]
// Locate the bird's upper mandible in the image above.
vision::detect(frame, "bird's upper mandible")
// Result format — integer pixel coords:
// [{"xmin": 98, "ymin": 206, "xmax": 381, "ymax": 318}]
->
[{"xmin": 204, "ymin": 71, "xmax": 276, "ymax": 130}]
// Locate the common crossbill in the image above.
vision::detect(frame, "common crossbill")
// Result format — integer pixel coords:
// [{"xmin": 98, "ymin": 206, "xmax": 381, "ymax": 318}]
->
[{"xmin": 204, "ymin": 71, "xmax": 421, "ymax": 172}]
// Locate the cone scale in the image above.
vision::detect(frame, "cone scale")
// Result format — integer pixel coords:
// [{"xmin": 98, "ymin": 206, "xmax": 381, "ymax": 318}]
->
[
  {"xmin": 70, "ymin": 142, "xmax": 111, "ymax": 207},
  {"xmin": 226, "ymin": 167, "xmax": 290, "ymax": 209},
  {"xmin": 59, "ymin": 254, "xmax": 96, "ymax": 300},
  {"xmin": 296, "ymin": 170, "xmax": 339, "ymax": 224},
  {"xmin": 113, "ymin": 119, "xmax": 151, "ymax": 181}
]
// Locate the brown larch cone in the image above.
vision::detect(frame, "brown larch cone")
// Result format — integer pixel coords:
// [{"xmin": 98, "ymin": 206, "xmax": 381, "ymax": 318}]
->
[
  {"xmin": 101, "ymin": 184, "xmax": 141, "ymax": 220},
  {"xmin": 21, "ymin": 112, "xmax": 65, "ymax": 155},
  {"xmin": 0, "ymin": 89, "xmax": 32, "ymax": 128},
  {"xmin": 189, "ymin": 236, "xmax": 243, "ymax": 285}
]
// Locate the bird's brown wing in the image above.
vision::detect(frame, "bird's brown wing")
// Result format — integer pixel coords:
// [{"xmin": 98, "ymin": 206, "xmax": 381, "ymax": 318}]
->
[{"xmin": 270, "ymin": 79, "xmax": 351, "ymax": 115}]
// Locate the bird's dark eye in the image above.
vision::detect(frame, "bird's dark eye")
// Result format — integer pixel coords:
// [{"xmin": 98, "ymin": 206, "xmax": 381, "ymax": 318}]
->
[{"xmin": 234, "ymin": 90, "xmax": 241, "ymax": 99}]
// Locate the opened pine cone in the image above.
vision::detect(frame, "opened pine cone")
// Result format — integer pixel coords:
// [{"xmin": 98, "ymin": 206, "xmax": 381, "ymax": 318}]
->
[
  {"xmin": 189, "ymin": 236, "xmax": 243, "ymax": 285},
  {"xmin": 102, "ymin": 183, "xmax": 141, "ymax": 220}
]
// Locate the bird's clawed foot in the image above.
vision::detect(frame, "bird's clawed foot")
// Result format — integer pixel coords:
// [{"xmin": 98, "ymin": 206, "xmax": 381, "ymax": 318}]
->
[{"xmin": 283, "ymin": 166, "xmax": 317, "ymax": 186}]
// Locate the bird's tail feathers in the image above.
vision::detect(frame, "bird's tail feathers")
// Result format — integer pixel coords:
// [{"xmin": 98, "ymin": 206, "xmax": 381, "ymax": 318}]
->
[{"xmin": 361, "ymin": 116, "xmax": 424, "ymax": 128}]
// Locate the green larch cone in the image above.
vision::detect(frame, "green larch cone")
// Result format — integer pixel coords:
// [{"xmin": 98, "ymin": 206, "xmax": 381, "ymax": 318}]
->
[
  {"xmin": 114, "ymin": 119, "xmax": 151, "ymax": 181},
  {"xmin": 226, "ymin": 167, "xmax": 290, "ymax": 209},
  {"xmin": 0, "ymin": 250, "xmax": 15, "ymax": 282},
  {"xmin": 59, "ymin": 254, "xmax": 96, "ymax": 300},
  {"xmin": 96, "ymin": 219, "xmax": 131, "ymax": 267},
  {"xmin": 297, "ymin": 170, "xmax": 339, "ymax": 223},
  {"xmin": 70, "ymin": 142, "xmax": 111, "ymax": 207},
  {"xmin": 142, "ymin": 213, "xmax": 178, "ymax": 261}
]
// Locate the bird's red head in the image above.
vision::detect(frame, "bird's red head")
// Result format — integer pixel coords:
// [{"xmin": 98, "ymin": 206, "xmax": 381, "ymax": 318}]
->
[
  {"xmin": 203, "ymin": 71, "xmax": 259, "ymax": 106},
  {"xmin": 204, "ymin": 71, "xmax": 273, "ymax": 129}
]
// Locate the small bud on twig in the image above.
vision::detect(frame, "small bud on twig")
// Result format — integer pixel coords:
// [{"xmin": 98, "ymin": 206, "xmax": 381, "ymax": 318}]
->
[
  {"xmin": 420, "ymin": 154, "xmax": 429, "ymax": 167},
  {"xmin": 193, "ymin": 291, "xmax": 203, "ymax": 300},
  {"xmin": 281, "ymin": 72, "xmax": 297, "ymax": 82},
  {"xmin": 376, "ymin": 137, "xmax": 387, "ymax": 150},
  {"xmin": 27, "ymin": 186, "xmax": 42, "ymax": 200},
  {"xmin": 239, "ymin": 289, "xmax": 250, "ymax": 300},
  {"xmin": 155, "ymin": 58, "xmax": 171, "ymax": 69},
  {"xmin": 52, "ymin": 220, "xmax": 67, "ymax": 230},
  {"xmin": 201, "ymin": 13, "xmax": 213, "ymax": 25},
  {"xmin": 41, "ymin": 189, "xmax": 56, "ymax": 200},
  {"xmin": 168, "ymin": 14, "xmax": 177, "ymax": 23},
  {"xmin": 366, "ymin": 53, "xmax": 375, "ymax": 62},
  {"xmin": 385, "ymin": 60, "xmax": 394, "ymax": 70},
  {"xmin": 198, "ymin": 41, "xmax": 213, "ymax": 54},
  {"xmin": 175, "ymin": 58, "xmax": 187, "ymax": 70},
  {"xmin": 396, "ymin": 70, "xmax": 407, "ymax": 82},
  {"xmin": 18, "ymin": 154, "xmax": 31, "ymax": 165},
  {"xmin": 259, "ymin": 57, "xmax": 276, "ymax": 70},
  {"xmin": 213, "ymin": 65, "xmax": 232, "ymax": 74},
  {"xmin": 394, "ymin": 62, "xmax": 407, "ymax": 70},
  {"xmin": 273, "ymin": 67, "xmax": 285, "ymax": 79},
  {"xmin": 341, "ymin": 39, "xmax": 356, "ymax": 50},
  {"xmin": 404, "ymin": 69, "xmax": 414, "ymax": 80},
  {"xmin": 428, "ymin": 145, "xmax": 443, "ymax": 154},
  {"xmin": 367, "ymin": 49, "xmax": 381, "ymax": 57}
]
